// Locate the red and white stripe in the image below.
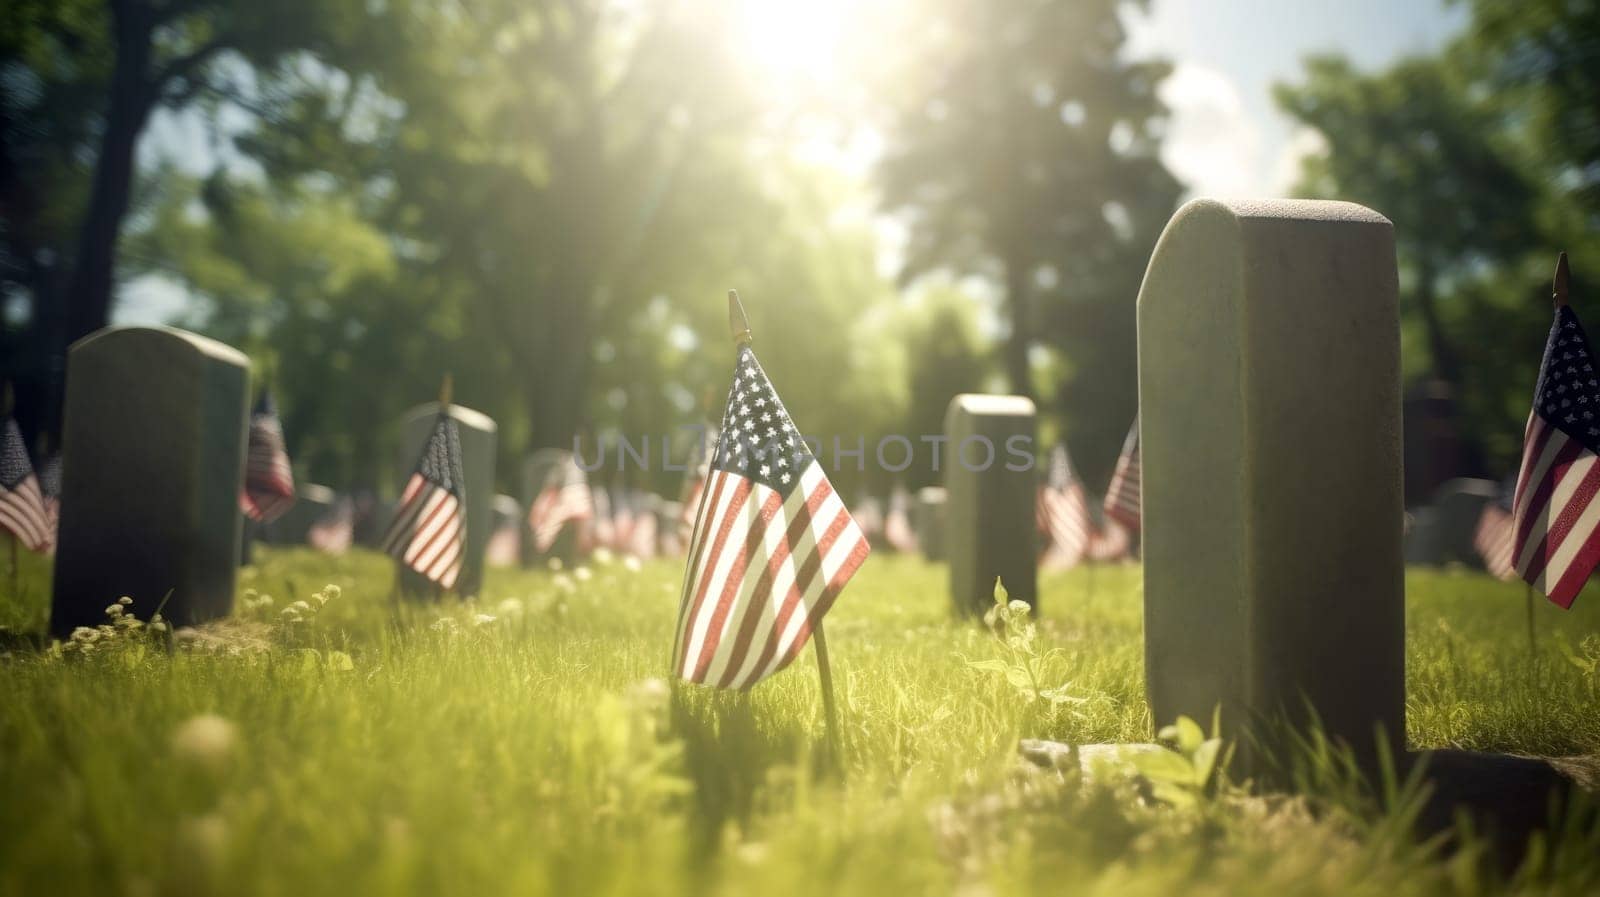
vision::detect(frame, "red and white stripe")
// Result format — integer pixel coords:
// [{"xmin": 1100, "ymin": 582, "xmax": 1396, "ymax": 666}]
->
[
  {"xmin": 1510, "ymin": 412, "xmax": 1600, "ymax": 606},
  {"xmin": 1038, "ymin": 482, "xmax": 1090, "ymax": 568},
  {"xmin": 672, "ymin": 462, "xmax": 870, "ymax": 690},
  {"xmin": 309, "ymin": 499, "xmax": 354, "ymax": 555},
  {"xmin": 1104, "ymin": 428, "xmax": 1141, "ymax": 531},
  {"xmin": 381, "ymin": 473, "xmax": 463, "ymax": 588},
  {"xmin": 1, "ymin": 472, "xmax": 51, "ymax": 552},
  {"xmin": 241, "ymin": 414, "xmax": 295, "ymax": 523},
  {"xmin": 884, "ymin": 487, "xmax": 917, "ymax": 553},
  {"xmin": 1473, "ymin": 502, "xmax": 1516, "ymax": 581},
  {"xmin": 1088, "ymin": 516, "xmax": 1132, "ymax": 562},
  {"xmin": 529, "ymin": 479, "xmax": 593, "ymax": 553}
]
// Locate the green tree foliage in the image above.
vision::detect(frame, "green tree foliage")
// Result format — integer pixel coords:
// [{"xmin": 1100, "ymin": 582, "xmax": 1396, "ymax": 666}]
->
[
  {"xmin": 876, "ymin": 0, "xmax": 1181, "ymax": 469},
  {"xmin": 131, "ymin": 0, "xmax": 907, "ymax": 491},
  {"xmin": 1274, "ymin": 23, "xmax": 1599, "ymax": 472}
]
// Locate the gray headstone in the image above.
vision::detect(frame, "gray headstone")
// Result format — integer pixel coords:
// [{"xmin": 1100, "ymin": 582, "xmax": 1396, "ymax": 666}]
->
[
  {"xmin": 398, "ymin": 402, "xmax": 497, "ymax": 596},
  {"xmin": 1138, "ymin": 199, "xmax": 1404, "ymax": 773},
  {"xmin": 486, "ymin": 493, "xmax": 523, "ymax": 568},
  {"xmin": 915, "ymin": 486, "xmax": 947, "ymax": 562},
  {"xmin": 51, "ymin": 327, "xmax": 249, "ymax": 636},
  {"xmin": 491, "ymin": 493, "xmax": 522, "ymax": 530},
  {"xmin": 944, "ymin": 395, "xmax": 1038, "ymax": 616},
  {"xmin": 1402, "ymin": 507, "xmax": 1444, "ymax": 566},
  {"xmin": 521, "ymin": 448, "xmax": 579, "ymax": 565},
  {"xmin": 263, "ymin": 483, "xmax": 335, "ymax": 545},
  {"xmin": 1430, "ymin": 478, "xmax": 1502, "ymax": 568}
]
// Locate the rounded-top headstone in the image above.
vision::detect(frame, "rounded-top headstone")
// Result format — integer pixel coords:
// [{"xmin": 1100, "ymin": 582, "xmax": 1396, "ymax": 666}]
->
[
  {"xmin": 397, "ymin": 402, "xmax": 497, "ymax": 597},
  {"xmin": 51, "ymin": 326, "xmax": 250, "ymax": 636},
  {"xmin": 1138, "ymin": 198, "xmax": 1403, "ymax": 773}
]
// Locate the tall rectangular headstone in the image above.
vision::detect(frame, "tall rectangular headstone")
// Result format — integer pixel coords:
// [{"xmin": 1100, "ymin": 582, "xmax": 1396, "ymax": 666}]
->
[
  {"xmin": 398, "ymin": 403, "xmax": 496, "ymax": 597},
  {"xmin": 915, "ymin": 486, "xmax": 947, "ymax": 562},
  {"xmin": 943, "ymin": 395, "xmax": 1037, "ymax": 616},
  {"xmin": 1138, "ymin": 199, "xmax": 1403, "ymax": 771},
  {"xmin": 51, "ymin": 327, "xmax": 249, "ymax": 636}
]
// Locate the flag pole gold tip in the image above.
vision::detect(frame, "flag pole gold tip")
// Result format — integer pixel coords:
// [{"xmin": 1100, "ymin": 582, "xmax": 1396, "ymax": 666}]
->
[
  {"xmin": 439, "ymin": 373, "xmax": 453, "ymax": 408},
  {"xmin": 728, "ymin": 290, "xmax": 752, "ymax": 346},
  {"xmin": 1554, "ymin": 252, "xmax": 1570, "ymax": 309}
]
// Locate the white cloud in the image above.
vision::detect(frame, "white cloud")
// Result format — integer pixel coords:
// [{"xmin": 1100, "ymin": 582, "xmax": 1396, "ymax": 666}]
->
[
  {"xmin": 1269, "ymin": 126, "xmax": 1329, "ymax": 195},
  {"xmin": 1157, "ymin": 64, "xmax": 1268, "ymax": 199}
]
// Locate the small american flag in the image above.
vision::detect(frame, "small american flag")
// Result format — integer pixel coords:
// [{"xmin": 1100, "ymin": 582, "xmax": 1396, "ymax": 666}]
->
[
  {"xmin": 1038, "ymin": 444, "xmax": 1091, "ymax": 568},
  {"xmin": 1511, "ymin": 305, "xmax": 1600, "ymax": 607},
  {"xmin": 309, "ymin": 497, "xmax": 354, "ymax": 555},
  {"xmin": 884, "ymin": 484, "xmax": 917, "ymax": 553},
  {"xmin": 0, "ymin": 417, "xmax": 51, "ymax": 553},
  {"xmin": 1474, "ymin": 499, "xmax": 1516, "ymax": 581},
  {"xmin": 240, "ymin": 390, "xmax": 296, "ymax": 523},
  {"xmin": 528, "ymin": 453, "xmax": 593, "ymax": 553},
  {"xmin": 672, "ymin": 344, "xmax": 870, "ymax": 690},
  {"xmin": 853, "ymin": 495, "xmax": 885, "ymax": 547},
  {"xmin": 1104, "ymin": 417, "xmax": 1141, "ymax": 531},
  {"xmin": 1087, "ymin": 517, "xmax": 1132, "ymax": 563},
  {"xmin": 381, "ymin": 412, "xmax": 466, "ymax": 589}
]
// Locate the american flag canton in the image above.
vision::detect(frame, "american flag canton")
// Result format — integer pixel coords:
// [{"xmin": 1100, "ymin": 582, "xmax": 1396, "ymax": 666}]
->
[
  {"xmin": 1534, "ymin": 309, "xmax": 1600, "ymax": 447},
  {"xmin": 672, "ymin": 344, "xmax": 870, "ymax": 691},
  {"xmin": 0, "ymin": 418, "xmax": 51, "ymax": 552},
  {"xmin": 382, "ymin": 414, "xmax": 467, "ymax": 589},
  {"xmin": 1513, "ymin": 305, "xmax": 1600, "ymax": 607},
  {"xmin": 710, "ymin": 346, "xmax": 815, "ymax": 494}
]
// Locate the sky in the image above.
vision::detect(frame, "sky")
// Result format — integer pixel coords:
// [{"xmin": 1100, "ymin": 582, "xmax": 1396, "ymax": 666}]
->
[
  {"xmin": 117, "ymin": 0, "xmax": 1470, "ymax": 325},
  {"xmin": 1129, "ymin": 0, "xmax": 1468, "ymax": 198}
]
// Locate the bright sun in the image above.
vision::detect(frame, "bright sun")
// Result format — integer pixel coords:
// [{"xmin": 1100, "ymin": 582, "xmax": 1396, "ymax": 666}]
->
[{"xmin": 734, "ymin": 0, "xmax": 855, "ymax": 87}]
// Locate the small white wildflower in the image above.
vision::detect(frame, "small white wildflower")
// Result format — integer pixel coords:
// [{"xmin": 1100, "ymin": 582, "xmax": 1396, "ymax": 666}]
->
[
  {"xmin": 473, "ymin": 614, "xmax": 497, "ymax": 626},
  {"xmin": 430, "ymin": 617, "xmax": 457, "ymax": 632},
  {"xmin": 71, "ymin": 627, "xmax": 99, "ymax": 643},
  {"xmin": 623, "ymin": 556, "xmax": 642, "ymax": 573},
  {"xmin": 545, "ymin": 557, "xmax": 564, "ymax": 572},
  {"xmin": 117, "ymin": 597, "xmax": 133, "ymax": 606},
  {"xmin": 496, "ymin": 597, "xmax": 525, "ymax": 618},
  {"xmin": 552, "ymin": 573, "xmax": 575, "ymax": 593},
  {"xmin": 592, "ymin": 548, "xmax": 615, "ymax": 566},
  {"xmin": 573, "ymin": 567, "xmax": 593, "ymax": 582},
  {"xmin": 290, "ymin": 601, "xmax": 312, "ymax": 614}
]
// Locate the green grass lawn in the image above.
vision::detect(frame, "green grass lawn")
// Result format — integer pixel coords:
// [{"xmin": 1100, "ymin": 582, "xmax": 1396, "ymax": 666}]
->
[{"xmin": 1, "ymin": 548, "xmax": 1599, "ymax": 896}]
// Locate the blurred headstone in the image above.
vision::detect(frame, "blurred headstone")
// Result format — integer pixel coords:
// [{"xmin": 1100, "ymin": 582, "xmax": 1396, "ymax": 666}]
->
[
  {"xmin": 521, "ymin": 448, "xmax": 580, "ymax": 565},
  {"xmin": 1138, "ymin": 199, "xmax": 1404, "ymax": 774},
  {"xmin": 51, "ymin": 327, "xmax": 249, "ymax": 636},
  {"xmin": 398, "ymin": 402, "xmax": 496, "ymax": 596},
  {"xmin": 943, "ymin": 394, "xmax": 1038, "ymax": 617},
  {"xmin": 1402, "ymin": 507, "xmax": 1444, "ymax": 566},
  {"xmin": 264, "ymin": 483, "xmax": 335, "ymax": 545},
  {"xmin": 1429, "ymin": 478, "xmax": 1502, "ymax": 568},
  {"xmin": 486, "ymin": 493, "xmax": 522, "ymax": 568},
  {"xmin": 915, "ymin": 486, "xmax": 947, "ymax": 562}
]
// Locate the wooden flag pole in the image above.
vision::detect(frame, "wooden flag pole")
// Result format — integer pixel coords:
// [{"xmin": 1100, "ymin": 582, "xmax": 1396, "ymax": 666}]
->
[{"xmin": 727, "ymin": 289, "xmax": 844, "ymax": 765}]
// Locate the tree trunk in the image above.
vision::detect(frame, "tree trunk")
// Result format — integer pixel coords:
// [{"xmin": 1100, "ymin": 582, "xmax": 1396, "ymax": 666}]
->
[
  {"xmin": 1003, "ymin": 255, "xmax": 1033, "ymax": 398},
  {"xmin": 63, "ymin": 2, "xmax": 157, "ymax": 348}
]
